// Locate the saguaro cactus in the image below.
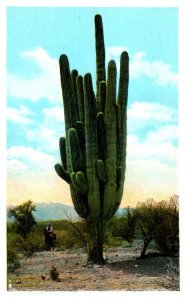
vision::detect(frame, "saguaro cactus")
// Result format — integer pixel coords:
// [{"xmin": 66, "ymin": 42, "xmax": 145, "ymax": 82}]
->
[{"xmin": 55, "ymin": 14, "xmax": 129, "ymax": 264}]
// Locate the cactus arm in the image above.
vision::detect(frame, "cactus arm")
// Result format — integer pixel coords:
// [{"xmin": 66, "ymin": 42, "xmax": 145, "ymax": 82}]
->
[
  {"xmin": 95, "ymin": 14, "xmax": 106, "ymax": 101},
  {"xmin": 96, "ymin": 160, "xmax": 107, "ymax": 183},
  {"xmin": 59, "ymin": 55, "xmax": 75, "ymax": 131},
  {"xmin": 76, "ymin": 121, "xmax": 86, "ymax": 172},
  {"xmin": 117, "ymin": 51, "xmax": 129, "ymax": 166},
  {"xmin": 68, "ymin": 128, "xmax": 82, "ymax": 172},
  {"xmin": 97, "ymin": 112, "xmax": 107, "ymax": 161},
  {"xmin": 76, "ymin": 171, "xmax": 89, "ymax": 194},
  {"xmin": 54, "ymin": 163, "xmax": 71, "ymax": 184},
  {"xmin": 71, "ymin": 69, "xmax": 80, "ymax": 122},
  {"xmin": 70, "ymin": 184, "xmax": 88, "ymax": 218},
  {"xmin": 59, "ymin": 137, "xmax": 67, "ymax": 170},
  {"xmin": 59, "ymin": 55, "xmax": 75, "ymax": 174},
  {"xmin": 115, "ymin": 52, "xmax": 129, "ymax": 210},
  {"xmin": 103, "ymin": 60, "xmax": 117, "ymax": 218},
  {"xmin": 118, "ymin": 51, "xmax": 129, "ymax": 110},
  {"xmin": 76, "ymin": 75, "xmax": 85, "ymax": 124},
  {"xmin": 84, "ymin": 73, "xmax": 100, "ymax": 217}
]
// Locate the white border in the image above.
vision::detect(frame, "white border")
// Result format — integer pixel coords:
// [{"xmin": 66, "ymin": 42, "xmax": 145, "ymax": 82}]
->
[
  {"xmin": 1, "ymin": 0, "xmax": 186, "ymax": 299},
  {"xmin": 1, "ymin": 0, "xmax": 180, "ymax": 8}
]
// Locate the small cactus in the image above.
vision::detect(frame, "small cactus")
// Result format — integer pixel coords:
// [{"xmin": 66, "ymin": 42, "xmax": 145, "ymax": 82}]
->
[{"xmin": 50, "ymin": 266, "xmax": 60, "ymax": 281}]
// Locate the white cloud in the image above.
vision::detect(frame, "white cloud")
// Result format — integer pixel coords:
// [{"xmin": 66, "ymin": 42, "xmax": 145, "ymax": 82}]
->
[
  {"xmin": 24, "ymin": 106, "xmax": 65, "ymax": 153},
  {"xmin": 146, "ymin": 125, "xmax": 178, "ymax": 143},
  {"xmin": 42, "ymin": 106, "xmax": 64, "ymax": 124},
  {"xmin": 7, "ymin": 105, "xmax": 34, "ymax": 125},
  {"xmin": 130, "ymin": 52, "xmax": 178, "ymax": 86},
  {"xmin": 7, "ymin": 159, "xmax": 28, "ymax": 173},
  {"xmin": 106, "ymin": 46, "xmax": 129, "ymax": 62},
  {"xmin": 127, "ymin": 134, "xmax": 177, "ymax": 165},
  {"xmin": 126, "ymin": 157, "xmax": 176, "ymax": 182},
  {"xmin": 127, "ymin": 101, "xmax": 177, "ymax": 132},
  {"xmin": 26, "ymin": 127, "xmax": 61, "ymax": 153},
  {"xmin": 8, "ymin": 47, "xmax": 61, "ymax": 103},
  {"xmin": 7, "ymin": 145, "xmax": 56, "ymax": 169},
  {"xmin": 106, "ymin": 47, "xmax": 178, "ymax": 87}
]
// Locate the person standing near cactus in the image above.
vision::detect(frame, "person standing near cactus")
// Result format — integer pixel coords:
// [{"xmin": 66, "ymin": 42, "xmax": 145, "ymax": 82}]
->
[
  {"xmin": 46, "ymin": 222, "xmax": 53, "ymax": 233},
  {"xmin": 55, "ymin": 14, "xmax": 129, "ymax": 264}
]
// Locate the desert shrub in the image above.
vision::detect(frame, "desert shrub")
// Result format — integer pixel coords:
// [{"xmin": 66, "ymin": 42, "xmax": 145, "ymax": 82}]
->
[
  {"xmin": 69, "ymin": 220, "xmax": 87, "ymax": 246},
  {"xmin": 7, "ymin": 248, "xmax": 20, "ymax": 272},
  {"xmin": 154, "ymin": 195, "xmax": 179, "ymax": 256},
  {"xmin": 7, "ymin": 234, "xmax": 20, "ymax": 272},
  {"xmin": 59, "ymin": 231, "xmax": 77, "ymax": 249},
  {"xmin": 8, "ymin": 200, "xmax": 36, "ymax": 239},
  {"xmin": 134, "ymin": 199, "xmax": 171, "ymax": 258},
  {"xmin": 54, "ymin": 220, "xmax": 87, "ymax": 250},
  {"xmin": 105, "ymin": 208, "xmax": 136, "ymax": 246},
  {"xmin": 134, "ymin": 195, "xmax": 179, "ymax": 258},
  {"xmin": 16, "ymin": 232, "xmax": 45, "ymax": 257},
  {"xmin": 7, "ymin": 222, "xmax": 45, "ymax": 260}
]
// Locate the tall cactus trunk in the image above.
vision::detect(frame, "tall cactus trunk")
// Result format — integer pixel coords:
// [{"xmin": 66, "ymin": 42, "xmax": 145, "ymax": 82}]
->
[
  {"xmin": 86, "ymin": 218, "xmax": 105, "ymax": 264},
  {"xmin": 55, "ymin": 14, "xmax": 129, "ymax": 264}
]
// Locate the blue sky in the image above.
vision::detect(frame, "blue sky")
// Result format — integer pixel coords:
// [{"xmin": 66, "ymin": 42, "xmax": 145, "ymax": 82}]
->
[{"xmin": 7, "ymin": 7, "xmax": 178, "ymax": 207}]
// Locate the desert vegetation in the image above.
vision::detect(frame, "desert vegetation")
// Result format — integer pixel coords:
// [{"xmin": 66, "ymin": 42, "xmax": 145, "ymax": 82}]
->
[{"xmin": 7, "ymin": 195, "xmax": 179, "ymax": 292}]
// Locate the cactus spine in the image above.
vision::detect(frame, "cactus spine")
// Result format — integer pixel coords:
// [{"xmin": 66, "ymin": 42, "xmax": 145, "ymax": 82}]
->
[{"xmin": 55, "ymin": 14, "xmax": 129, "ymax": 263}]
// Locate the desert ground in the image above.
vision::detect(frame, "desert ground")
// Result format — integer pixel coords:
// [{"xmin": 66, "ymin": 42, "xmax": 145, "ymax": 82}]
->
[{"xmin": 7, "ymin": 245, "xmax": 179, "ymax": 291}]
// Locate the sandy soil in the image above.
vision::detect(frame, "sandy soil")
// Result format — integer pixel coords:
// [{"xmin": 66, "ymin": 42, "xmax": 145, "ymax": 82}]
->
[{"xmin": 7, "ymin": 246, "xmax": 179, "ymax": 291}]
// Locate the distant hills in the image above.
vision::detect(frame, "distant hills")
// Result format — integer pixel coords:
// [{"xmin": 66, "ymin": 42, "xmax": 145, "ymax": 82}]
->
[
  {"xmin": 7, "ymin": 202, "xmax": 128, "ymax": 222},
  {"xmin": 7, "ymin": 202, "xmax": 79, "ymax": 222},
  {"xmin": 33, "ymin": 202, "xmax": 79, "ymax": 221}
]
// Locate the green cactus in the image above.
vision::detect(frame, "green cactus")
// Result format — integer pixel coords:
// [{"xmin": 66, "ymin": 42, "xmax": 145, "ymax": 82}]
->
[{"xmin": 55, "ymin": 14, "xmax": 129, "ymax": 264}]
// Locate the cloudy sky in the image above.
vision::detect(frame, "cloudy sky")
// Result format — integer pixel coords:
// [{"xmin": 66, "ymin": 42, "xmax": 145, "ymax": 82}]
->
[{"xmin": 7, "ymin": 6, "xmax": 178, "ymax": 207}]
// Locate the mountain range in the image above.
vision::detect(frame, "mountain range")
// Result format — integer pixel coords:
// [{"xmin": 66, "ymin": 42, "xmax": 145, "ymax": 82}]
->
[{"xmin": 7, "ymin": 202, "xmax": 127, "ymax": 222}]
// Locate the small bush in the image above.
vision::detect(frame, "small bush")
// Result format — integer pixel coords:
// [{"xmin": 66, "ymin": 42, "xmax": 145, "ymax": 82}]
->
[
  {"xmin": 19, "ymin": 234, "xmax": 44, "ymax": 257},
  {"xmin": 7, "ymin": 248, "xmax": 20, "ymax": 272},
  {"xmin": 162, "ymin": 258, "xmax": 179, "ymax": 290}
]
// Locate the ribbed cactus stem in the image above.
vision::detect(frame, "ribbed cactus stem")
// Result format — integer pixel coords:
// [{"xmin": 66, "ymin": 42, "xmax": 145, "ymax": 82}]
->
[{"xmin": 99, "ymin": 81, "xmax": 106, "ymax": 113}]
